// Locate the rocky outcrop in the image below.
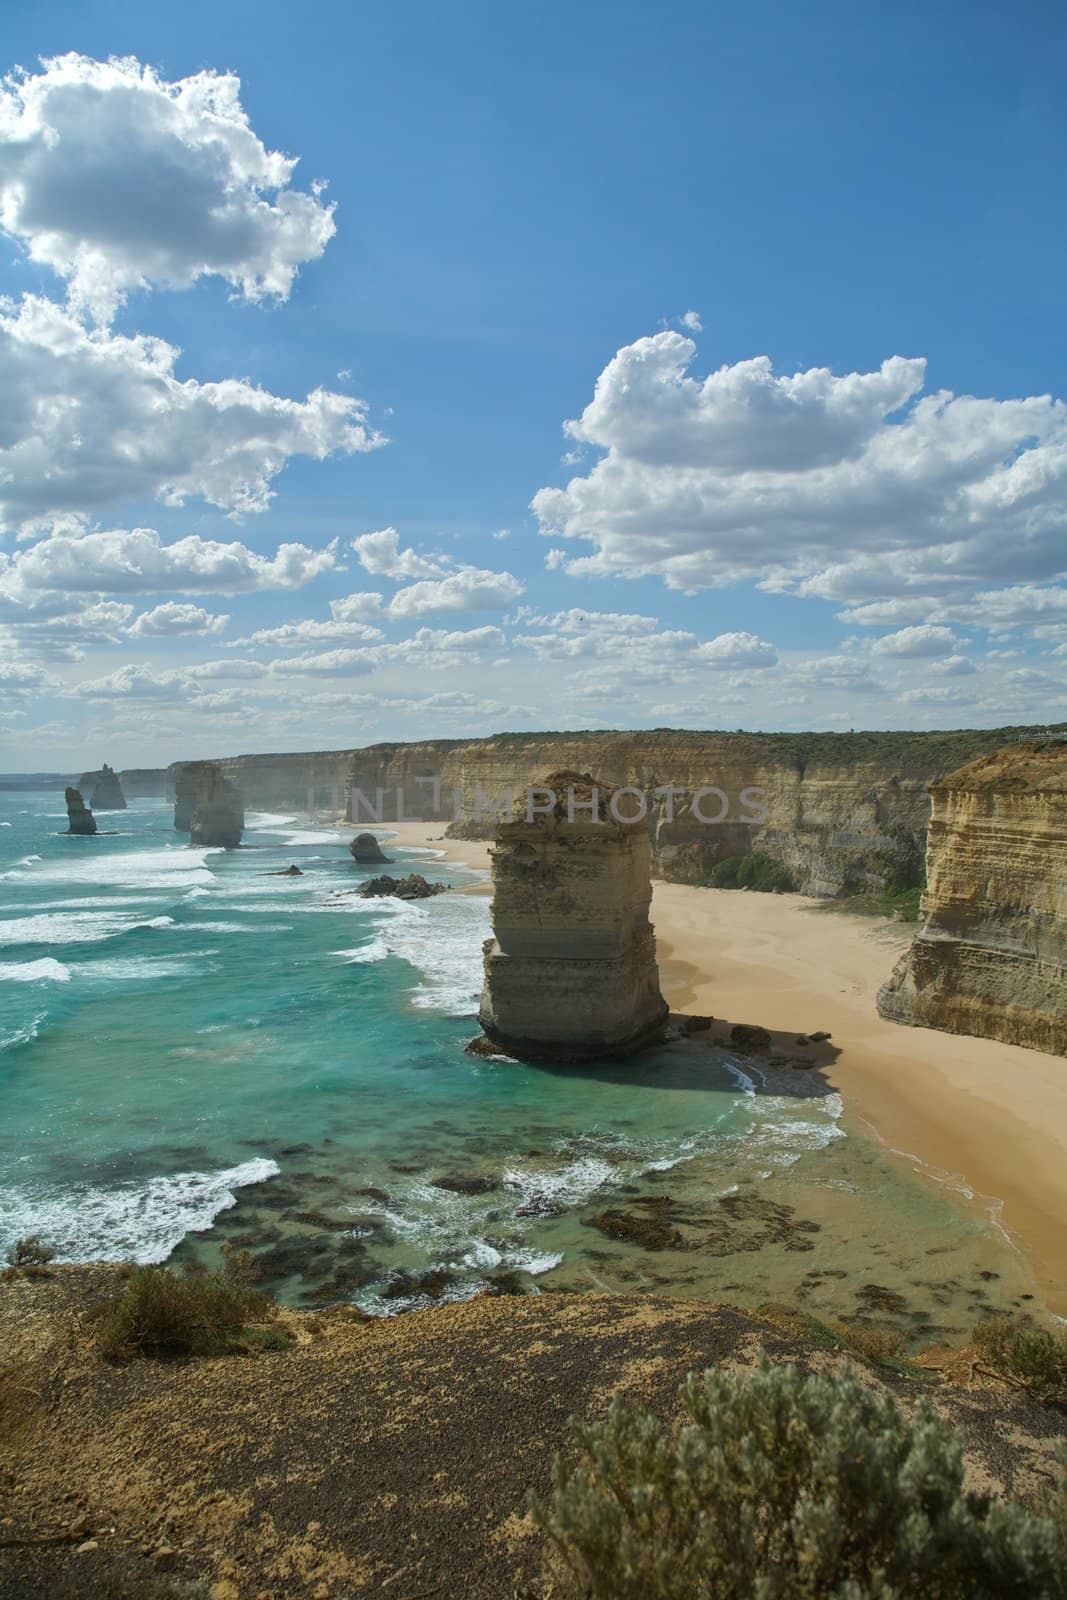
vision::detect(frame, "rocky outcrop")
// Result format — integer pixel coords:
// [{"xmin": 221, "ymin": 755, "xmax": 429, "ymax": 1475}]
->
[
  {"xmin": 80, "ymin": 767, "xmax": 165, "ymax": 799},
  {"xmin": 350, "ymin": 832, "xmax": 392, "ymax": 864},
  {"xmin": 189, "ymin": 765, "xmax": 244, "ymax": 849},
  {"xmin": 360, "ymin": 873, "xmax": 447, "ymax": 900},
  {"xmin": 161, "ymin": 724, "xmax": 1065, "ymax": 898},
  {"xmin": 878, "ymin": 740, "xmax": 1067, "ymax": 1056},
  {"xmin": 87, "ymin": 763, "xmax": 126, "ymax": 811},
  {"xmin": 173, "ymin": 762, "xmax": 244, "ymax": 847},
  {"xmin": 64, "ymin": 787, "xmax": 96, "ymax": 836},
  {"xmin": 478, "ymin": 771, "xmax": 668, "ymax": 1062}
]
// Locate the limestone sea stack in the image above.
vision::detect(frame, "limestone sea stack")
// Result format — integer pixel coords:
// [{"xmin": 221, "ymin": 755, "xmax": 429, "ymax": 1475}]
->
[
  {"xmin": 877, "ymin": 740, "xmax": 1066, "ymax": 1056},
  {"xmin": 188, "ymin": 763, "xmax": 245, "ymax": 849},
  {"xmin": 64, "ymin": 786, "xmax": 96, "ymax": 836},
  {"xmin": 478, "ymin": 771, "xmax": 669, "ymax": 1062},
  {"xmin": 349, "ymin": 831, "xmax": 392, "ymax": 864},
  {"xmin": 88, "ymin": 763, "xmax": 127, "ymax": 811}
]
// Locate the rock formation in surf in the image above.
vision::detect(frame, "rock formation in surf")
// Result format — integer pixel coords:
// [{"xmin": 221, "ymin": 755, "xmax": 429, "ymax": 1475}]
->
[
  {"xmin": 64, "ymin": 786, "xmax": 96, "ymax": 836},
  {"xmin": 360, "ymin": 873, "xmax": 447, "ymax": 900},
  {"xmin": 88, "ymin": 763, "xmax": 126, "ymax": 811},
  {"xmin": 477, "ymin": 771, "xmax": 669, "ymax": 1062},
  {"xmin": 877, "ymin": 739, "xmax": 1067, "ymax": 1056},
  {"xmin": 187, "ymin": 763, "xmax": 245, "ymax": 849},
  {"xmin": 349, "ymin": 832, "xmax": 392, "ymax": 864}
]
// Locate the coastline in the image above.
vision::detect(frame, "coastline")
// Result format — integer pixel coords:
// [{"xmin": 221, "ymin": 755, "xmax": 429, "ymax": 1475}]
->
[{"xmin": 386, "ymin": 819, "xmax": 1067, "ymax": 1318}]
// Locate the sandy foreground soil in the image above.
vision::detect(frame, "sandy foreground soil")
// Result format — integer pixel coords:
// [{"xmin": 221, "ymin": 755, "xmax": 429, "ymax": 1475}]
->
[{"xmin": 388, "ymin": 821, "xmax": 1067, "ymax": 1318}]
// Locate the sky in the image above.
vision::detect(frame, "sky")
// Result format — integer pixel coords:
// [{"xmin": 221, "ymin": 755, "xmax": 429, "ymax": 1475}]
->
[{"xmin": 1, "ymin": 0, "xmax": 1065, "ymax": 770}]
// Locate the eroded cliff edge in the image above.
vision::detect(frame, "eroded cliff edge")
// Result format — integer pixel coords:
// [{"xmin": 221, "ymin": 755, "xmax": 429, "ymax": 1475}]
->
[{"xmin": 878, "ymin": 740, "xmax": 1067, "ymax": 1055}]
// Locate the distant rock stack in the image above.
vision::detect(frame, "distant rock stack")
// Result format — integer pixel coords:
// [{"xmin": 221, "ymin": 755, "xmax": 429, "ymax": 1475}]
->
[
  {"xmin": 477, "ymin": 771, "xmax": 668, "ymax": 1062},
  {"xmin": 878, "ymin": 740, "xmax": 1067, "ymax": 1056},
  {"xmin": 88, "ymin": 763, "xmax": 127, "ymax": 811},
  {"xmin": 188, "ymin": 763, "xmax": 245, "ymax": 849},
  {"xmin": 173, "ymin": 761, "xmax": 211, "ymax": 832},
  {"xmin": 349, "ymin": 831, "xmax": 392, "ymax": 864},
  {"xmin": 64, "ymin": 786, "xmax": 96, "ymax": 836}
]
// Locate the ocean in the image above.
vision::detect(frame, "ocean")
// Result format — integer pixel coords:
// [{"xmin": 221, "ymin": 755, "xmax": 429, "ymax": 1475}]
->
[{"xmin": 0, "ymin": 792, "xmax": 1039, "ymax": 1337}]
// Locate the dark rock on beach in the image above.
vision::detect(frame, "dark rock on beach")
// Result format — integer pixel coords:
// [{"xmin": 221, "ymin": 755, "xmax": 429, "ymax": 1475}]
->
[{"xmin": 730, "ymin": 1022, "xmax": 772, "ymax": 1050}]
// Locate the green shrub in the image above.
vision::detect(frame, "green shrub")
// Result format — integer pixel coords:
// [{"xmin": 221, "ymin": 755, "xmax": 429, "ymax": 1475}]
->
[
  {"xmin": 975, "ymin": 1318, "xmax": 1067, "ymax": 1403},
  {"xmin": 532, "ymin": 1356, "xmax": 1067, "ymax": 1599},
  {"xmin": 710, "ymin": 852, "xmax": 795, "ymax": 893},
  {"xmin": 95, "ymin": 1260, "xmax": 288, "ymax": 1360},
  {"xmin": 5, "ymin": 1235, "xmax": 56, "ymax": 1267},
  {"xmin": 879, "ymin": 885, "xmax": 923, "ymax": 922}
]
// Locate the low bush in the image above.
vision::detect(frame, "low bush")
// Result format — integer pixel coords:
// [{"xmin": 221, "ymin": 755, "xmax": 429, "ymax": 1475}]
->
[
  {"xmin": 5, "ymin": 1235, "xmax": 56, "ymax": 1267},
  {"xmin": 95, "ymin": 1257, "xmax": 288, "ymax": 1360},
  {"xmin": 975, "ymin": 1318, "xmax": 1067, "ymax": 1404},
  {"xmin": 709, "ymin": 852, "xmax": 795, "ymax": 893},
  {"xmin": 532, "ymin": 1356, "xmax": 1067, "ymax": 1599}
]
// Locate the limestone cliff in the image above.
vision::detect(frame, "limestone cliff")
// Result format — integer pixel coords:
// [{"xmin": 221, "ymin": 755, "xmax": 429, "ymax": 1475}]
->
[
  {"xmin": 188, "ymin": 764, "xmax": 245, "ymax": 849},
  {"xmin": 64, "ymin": 786, "xmax": 96, "ymax": 836},
  {"xmin": 164, "ymin": 724, "xmax": 1065, "ymax": 898},
  {"xmin": 87, "ymin": 763, "xmax": 126, "ymax": 811},
  {"xmin": 478, "ymin": 771, "xmax": 668, "ymax": 1061},
  {"xmin": 877, "ymin": 740, "xmax": 1067, "ymax": 1056}
]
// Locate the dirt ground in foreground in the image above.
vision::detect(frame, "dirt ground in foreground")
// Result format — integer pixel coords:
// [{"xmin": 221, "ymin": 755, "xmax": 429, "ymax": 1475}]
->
[{"xmin": 1, "ymin": 1267, "xmax": 1064, "ymax": 1600}]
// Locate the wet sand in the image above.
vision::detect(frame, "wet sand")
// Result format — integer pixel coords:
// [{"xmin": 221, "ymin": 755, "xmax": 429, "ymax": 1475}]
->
[{"xmin": 387, "ymin": 820, "xmax": 1067, "ymax": 1317}]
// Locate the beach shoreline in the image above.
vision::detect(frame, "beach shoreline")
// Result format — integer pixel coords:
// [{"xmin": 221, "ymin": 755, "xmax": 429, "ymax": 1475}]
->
[{"xmin": 385, "ymin": 818, "xmax": 1067, "ymax": 1319}]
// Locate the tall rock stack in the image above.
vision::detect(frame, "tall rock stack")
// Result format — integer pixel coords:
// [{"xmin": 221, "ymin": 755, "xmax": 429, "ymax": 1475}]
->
[
  {"xmin": 188, "ymin": 764, "xmax": 245, "ymax": 849},
  {"xmin": 64, "ymin": 787, "xmax": 96, "ymax": 836},
  {"xmin": 88, "ymin": 763, "xmax": 127, "ymax": 811},
  {"xmin": 878, "ymin": 740, "xmax": 1066, "ymax": 1056},
  {"xmin": 478, "ymin": 771, "xmax": 668, "ymax": 1062}
]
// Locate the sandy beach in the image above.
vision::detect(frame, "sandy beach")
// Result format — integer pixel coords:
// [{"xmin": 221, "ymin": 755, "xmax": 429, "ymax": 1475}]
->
[{"xmin": 387, "ymin": 819, "xmax": 1067, "ymax": 1317}]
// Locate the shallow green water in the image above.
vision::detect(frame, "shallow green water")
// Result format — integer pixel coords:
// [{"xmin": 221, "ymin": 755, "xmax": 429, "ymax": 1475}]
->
[{"xmin": 0, "ymin": 791, "xmax": 1038, "ymax": 1338}]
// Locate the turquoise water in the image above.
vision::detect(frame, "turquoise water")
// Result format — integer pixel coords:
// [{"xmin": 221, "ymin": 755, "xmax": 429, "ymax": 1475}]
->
[{"xmin": 0, "ymin": 792, "xmax": 1039, "ymax": 1336}]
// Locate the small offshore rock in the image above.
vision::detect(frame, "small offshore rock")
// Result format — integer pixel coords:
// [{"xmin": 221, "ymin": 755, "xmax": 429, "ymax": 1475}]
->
[
  {"xmin": 349, "ymin": 832, "xmax": 392, "ymax": 864},
  {"xmin": 431, "ymin": 1173, "xmax": 499, "ymax": 1195},
  {"xmin": 89, "ymin": 763, "xmax": 127, "ymax": 811},
  {"xmin": 266, "ymin": 865, "xmax": 303, "ymax": 876},
  {"xmin": 360, "ymin": 873, "xmax": 448, "ymax": 900},
  {"xmin": 588, "ymin": 1208, "xmax": 684, "ymax": 1250},
  {"xmin": 681, "ymin": 1014, "xmax": 714, "ymax": 1033}
]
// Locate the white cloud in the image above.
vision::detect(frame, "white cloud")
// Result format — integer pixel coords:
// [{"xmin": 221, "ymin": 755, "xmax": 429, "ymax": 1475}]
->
[
  {"xmin": 870, "ymin": 624, "xmax": 959, "ymax": 659},
  {"xmin": 129, "ymin": 601, "xmax": 228, "ymax": 637},
  {"xmin": 386, "ymin": 625, "xmax": 506, "ymax": 657},
  {"xmin": 680, "ymin": 310, "xmax": 703, "ymax": 332},
  {"xmin": 932, "ymin": 654, "xmax": 978, "ymax": 677},
  {"xmin": 387, "ymin": 565, "xmax": 524, "ymax": 618},
  {"xmin": 0, "ymin": 54, "xmax": 336, "ymax": 323},
  {"xmin": 491, "ymin": 527, "xmax": 511, "ymax": 541},
  {"xmin": 329, "ymin": 591, "xmax": 384, "ymax": 622},
  {"xmin": 73, "ymin": 664, "xmax": 185, "ymax": 699},
  {"xmin": 0, "ymin": 661, "xmax": 47, "ymax": 687},
  {"xmin": 0, "ymin": 296, "xmax": 382, "ymax": 533},
  {"xmin": 271, "ymin": 648, "xmax": 375, "ymax": 676},
  {"xmin": 351, "ymin": 527, "xmax": 446, "ymax": 580},
  {"xmin": 3, "ymin": 526, "xmax": 338, "ymax": 597},
  {"xmin": 186, "ymin": 659, "xmax": 268, "ymax": 680},
  {"xmin": 532, "ymin": 331, "xmax": 1067, "ymax": 603},
  {"xmin": 697, "ymin": 631, "xmax": 778, "ymax": 668}
]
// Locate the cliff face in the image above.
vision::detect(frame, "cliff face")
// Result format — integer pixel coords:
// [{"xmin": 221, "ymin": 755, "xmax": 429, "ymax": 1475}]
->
[
  {"xmin": 189, "ymin": 765, "xmax": 245, "ymax": 849},
  {"xmin": 478, "ymin": 772, "xmax": 668, "ymax": 1061},
  {"xmin": 64, "ymin": 786, "xmax": 96, "ymax": 835},
  {"xmin": 174, "ymin": 762, "xmax": 244, "ymax": 847},
  {"xmin": 878, "ymin": 741, "xmax": 1067, "ymax": 1056},
  {"xmin": 163, "ymin": 724, "xmax": 1063, "ymax": 897}
]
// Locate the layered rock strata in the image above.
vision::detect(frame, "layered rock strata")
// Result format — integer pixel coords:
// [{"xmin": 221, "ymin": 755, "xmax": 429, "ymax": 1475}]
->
[
  {"xmin": 64, "ymin": 787, "xmax": 96, "ymax": 836},
  {"xmin": 478, "ymin": 771, "xmax": 668, "ymax": 1062},
  {"xmin": 88, "ymin": 763, "xmax": 126, "ymax": 810},
  {"xmin": 188, "ymin": 764, "xmax": 244, "ymax": 849},
  {"xmin": 878, "ymin": 740, "xmax": 1067, "ymax": 1056}
]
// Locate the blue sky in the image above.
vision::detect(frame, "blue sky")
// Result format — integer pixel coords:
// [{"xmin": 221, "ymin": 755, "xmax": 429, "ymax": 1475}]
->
[{"xmin": 1, "ymin": 0, "xmax": 1065, "ymax": 766}]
